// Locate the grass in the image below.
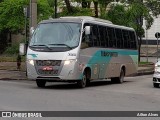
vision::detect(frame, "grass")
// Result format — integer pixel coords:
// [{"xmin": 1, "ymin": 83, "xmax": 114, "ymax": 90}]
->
[
  {"xmin": 0, "ymin": 54, "xmax": 25, "ymax": 62},
  {"xmin": 139, "ymin": 61, "xmax": 154, "ymax": 68}
]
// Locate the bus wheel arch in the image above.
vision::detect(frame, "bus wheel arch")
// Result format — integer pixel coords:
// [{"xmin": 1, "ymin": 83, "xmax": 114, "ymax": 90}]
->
[
  {"xmin": 84, "ymin": 67, "xmax": 91, "ymax": 85},
  {"xmin": 111, "ymin": 66, "xmax": 125, "ymax": 84},
  {"xmin": 121, "ymin": 66, "xmax": 126, "ymax": 76}
]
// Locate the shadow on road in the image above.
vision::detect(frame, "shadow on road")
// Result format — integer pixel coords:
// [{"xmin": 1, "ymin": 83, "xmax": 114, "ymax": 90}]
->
[{"xmin": 38, "ymin": 80, "xmax": 132, "ymax": 90}]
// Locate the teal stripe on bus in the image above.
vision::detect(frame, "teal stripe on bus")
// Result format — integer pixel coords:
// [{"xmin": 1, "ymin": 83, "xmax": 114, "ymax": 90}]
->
[{"xmin": 79, "ymin": 49, "xmax": 138, "ymax": 79}]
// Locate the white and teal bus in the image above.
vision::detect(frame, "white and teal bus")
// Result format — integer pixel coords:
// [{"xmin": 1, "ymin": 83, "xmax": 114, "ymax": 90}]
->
[{"xmin": 20, "ymin": 16, "xmax": 138, "ymax": 88}]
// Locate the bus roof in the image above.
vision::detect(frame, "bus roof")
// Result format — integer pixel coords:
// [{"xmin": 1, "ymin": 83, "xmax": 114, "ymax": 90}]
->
[
  {"xmin": 60, "ymin": 16, "xmax": 113, "ymax": 24},
  {"xmin": 40, "ymin": 16, "xmax": 112, "ymax": 24},
  {"xmin": 40, "ymin": 16, "xmax": 134, "ymax": 31}
]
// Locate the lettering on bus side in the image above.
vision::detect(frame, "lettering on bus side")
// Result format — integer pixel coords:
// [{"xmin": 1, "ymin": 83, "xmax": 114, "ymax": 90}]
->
[{"xmin": 101, "ymin": 51, "xmax": 118, "ymax": 57}]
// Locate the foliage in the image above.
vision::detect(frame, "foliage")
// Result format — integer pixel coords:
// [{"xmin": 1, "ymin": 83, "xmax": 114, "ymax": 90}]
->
[
  {"xmin": 0, "ymin": 0, "xmax": 53, "ymax": 33},
  {"xmin": 3, "ymin": 44, "xmax": 19, "ymax": 55},
  {"xmin": 0, "ymin": 0, "xmax": 29, "ymax": 32},
  {"xmin": 37, "ymin": 0, "xmax": 53, "ymax": 22},
  {"xmin": 106, "ymin": 1, "xmax": 154, "ymax": 38},
  {"xmin": 107, "ymin": 5, "xmax": 130, "ymax": 26},
  {"xmin": 60, "ymin": 6, "xmax": 92, "ymax": 16}
]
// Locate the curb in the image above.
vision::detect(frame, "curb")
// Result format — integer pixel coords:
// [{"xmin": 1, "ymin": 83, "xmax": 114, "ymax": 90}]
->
[
  {"xmin": 136, "ymin": 71, "xmax": 154, "ymax": 76},
  {"xmin": 0, "ymin": 78, "xmax": 27, "ymax": 80}
]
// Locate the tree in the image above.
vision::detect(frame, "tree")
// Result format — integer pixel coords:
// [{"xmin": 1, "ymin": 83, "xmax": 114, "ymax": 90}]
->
[
  {"xmin": 0, "ymin": 0, "xmax": 53, "ymax": 51},
  {"xmin": 106, "ymin": 0, "xmax": 160, "ymax": 61},
  {"xmin": 0, "ymin": 0, "xmax": 53, "ymax": 32},
  {"xmin": 99, "ymin": 0, "xmax": 112, "ymax": 18},
  {"xmin": 37, "ymin": 0, "xmax": 53, "ymax": 22},
  {"xmin": 60, "ymin": 0, "xmax": 92, "ymax": 16},
  {"xmin": 0, "ymin": 0, "xmax": 29, "ymax": 32}
]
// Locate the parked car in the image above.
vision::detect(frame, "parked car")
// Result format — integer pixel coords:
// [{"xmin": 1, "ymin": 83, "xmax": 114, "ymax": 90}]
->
[{"xmin": 153, "ymin": 61, "xmax": 160, "ymax": 88}]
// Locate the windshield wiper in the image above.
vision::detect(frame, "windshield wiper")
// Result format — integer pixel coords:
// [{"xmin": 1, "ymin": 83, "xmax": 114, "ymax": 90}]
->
[
  {"xmin": 48, "ymin": 44, "xmax": 72, "ymax": 49},
  {"xmin": 30, "ymin": 44, "xmax": 52, "ymax": 50}
]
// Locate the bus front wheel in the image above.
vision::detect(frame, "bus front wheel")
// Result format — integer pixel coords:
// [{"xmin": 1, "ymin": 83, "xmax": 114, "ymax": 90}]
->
[
  {"xmin": 77, "ymin": 73, "xmax": 87, "ymax": 88},
  {"xmin": 36, "ymin": 79, "xmax": 46, "ymax": 88}
]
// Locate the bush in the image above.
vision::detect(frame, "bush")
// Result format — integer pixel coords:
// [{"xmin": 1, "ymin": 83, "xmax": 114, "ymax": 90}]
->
[{"xmin": 3, "ymin": 44, "xmax": 19, "ymax": 55}]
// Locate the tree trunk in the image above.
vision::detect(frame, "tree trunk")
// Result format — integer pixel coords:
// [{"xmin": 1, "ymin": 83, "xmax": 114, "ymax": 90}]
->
[
  {"xmin": 64, "ymin": 0, "xmax": 73, "ymax": 13},
  {"xmin": 82, "ymin": 0, "xmax": 87, "ymax": 8},
  {"xmin": 94, "ymin": 2, "xmax": 98, "ymax": 17},
  {"xmin": 82, "ymin": 0, "xmax": 91, "ymax": 8},
  {"xmin": 138, "ymin": 37, "xmax": 141, "ymax": 62}
]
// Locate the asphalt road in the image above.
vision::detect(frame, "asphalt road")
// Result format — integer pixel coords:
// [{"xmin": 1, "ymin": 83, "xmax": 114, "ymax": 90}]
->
[{"xmin": 0, "ymin": 75, "xmax": 160, "ymax": 120}]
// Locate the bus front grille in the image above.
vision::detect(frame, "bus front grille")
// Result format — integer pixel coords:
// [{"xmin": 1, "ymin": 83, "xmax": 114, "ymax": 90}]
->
[
  {"xmin": 35, "ymin": 60, "xmax": 62, "ymax": 76},
  {"xmin": 36, "ymin": 60, "xmax": 61, "ymax": 66}
]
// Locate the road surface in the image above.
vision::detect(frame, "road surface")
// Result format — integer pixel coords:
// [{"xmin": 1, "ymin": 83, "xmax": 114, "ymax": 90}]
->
[{"xmin": 0, "ymin": 75, "xmax": 159, "ymax": 120}]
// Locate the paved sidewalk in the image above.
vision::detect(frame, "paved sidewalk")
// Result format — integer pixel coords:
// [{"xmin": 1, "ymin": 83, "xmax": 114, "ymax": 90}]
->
[{"xmin": 0, "ymin": 62, "xmax": 154, "ymax": 80}]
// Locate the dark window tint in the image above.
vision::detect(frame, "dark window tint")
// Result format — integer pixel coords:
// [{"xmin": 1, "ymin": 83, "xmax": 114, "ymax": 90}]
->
[
  {"xmin": 129, "ymin": 31, "xmax": 137, "ymax": 49},
  {"xmin": 82, "ymin": 23, "xmax": 137, "ymax": 50},
  {"xmin": 91, "ymin": 25, "xmax": 100, "ymax": 46},
  {"xmin": 115, "ymin": 29, "xmax": 123, "ymax": 48},
  {"xmin": 107, "ymin": 27, "xmax": 116, "ymax": 47},
  {"xmin": 122, "ymin": 30, "xmax": 130, "ymax": 48},
  {"xmin": 98, "ymin": 26, "xmax": 107, "ymax": 47}
]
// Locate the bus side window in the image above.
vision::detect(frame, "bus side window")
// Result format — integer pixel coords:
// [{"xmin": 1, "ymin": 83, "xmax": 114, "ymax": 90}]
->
[
  {"xmin": 129, "ymin": 31, "xmax": 137, "ymax": 49},
  {"xmin": 98, "ymin": 26, "xmax": 106, "ymax": 47},
  {"xmin": 81, "ymin": 23, "xmax": 91, "ymax": 49},
  {"xmin": 107, "ymin": 27, "xmax": 116, "ymax": 48},
  {"xmin": 115, "ymin": 29, "xmax": 123, "ymax": 49},
  {"xmin": 81, "ymin": 35, "xmax": 89, "ymax": 49},
  {"xmin": 91, "ymin": 25, "xmax": 99, "ymax": 47},
  {"xmin": 122, "ymin": 30, "xmax": 130, "ymax": 48}
]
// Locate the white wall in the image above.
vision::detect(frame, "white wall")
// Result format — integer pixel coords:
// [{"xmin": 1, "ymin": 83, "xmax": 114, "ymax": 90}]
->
[{"xmin": 143, "ymin": 15, "xmax": 160, "ymax": 40}]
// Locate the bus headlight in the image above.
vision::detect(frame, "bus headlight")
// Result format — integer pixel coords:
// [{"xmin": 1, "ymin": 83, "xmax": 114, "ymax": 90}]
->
[
  {"xmin": 28, "ymin": 60, "xmax": 34, "ymax": 66},
  {"xmin": 64, "ymin": 59, "xmax": 77, "ymax": 65}
]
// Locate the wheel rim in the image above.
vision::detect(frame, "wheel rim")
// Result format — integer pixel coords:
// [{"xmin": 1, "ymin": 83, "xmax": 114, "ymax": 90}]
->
[
  {"xmin": 120, "ymin": 70, "xmax": 124, "ymax": 83},
  {"xmin": 82, "ymin": 74, "xmax": 87, "ymax": 87}
]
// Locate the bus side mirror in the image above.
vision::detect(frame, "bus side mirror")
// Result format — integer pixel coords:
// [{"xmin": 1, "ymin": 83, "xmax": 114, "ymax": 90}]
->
[
  {"xmin": 30, "ymin": 27, "xmax": 34, "ymax": 35},
  {"xmin": 19, "ymin": 43, "xmax": 27, "ymax": 56},
  {"xmin": 85, "ymin": 26, "xmax": 90, "ymax": 35}
]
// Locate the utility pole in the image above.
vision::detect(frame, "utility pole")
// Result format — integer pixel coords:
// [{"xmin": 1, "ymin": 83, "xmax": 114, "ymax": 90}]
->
[
  {"xmin": 30, "ymin": 0, "xmax": 37, "ymax": 30},
  {"xmin": 23, "ymin": 6, "xmax": 27, "ymax": 43},
  {"xmin": 155, "ymin": 32, "xmax": 160, "ymax": 62}
]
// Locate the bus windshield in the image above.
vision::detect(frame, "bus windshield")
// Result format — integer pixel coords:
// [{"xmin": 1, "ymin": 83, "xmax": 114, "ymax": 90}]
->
[{"xmin": 29, "ymin": 22, "xmax": 81, "ymax": 50}]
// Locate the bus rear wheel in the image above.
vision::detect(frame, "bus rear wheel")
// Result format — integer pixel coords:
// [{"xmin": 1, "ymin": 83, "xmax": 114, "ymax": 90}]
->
[
  {"xmin": 111, "ymin": 69, "xmax": 125, "ymax": 84},
  {"xmin": 36, "ymin": 79, "xmax": 46, "ymax": 88},
  {"xmin": 77, "ymin": 72, "xmax": 87, "ymax": 88}
]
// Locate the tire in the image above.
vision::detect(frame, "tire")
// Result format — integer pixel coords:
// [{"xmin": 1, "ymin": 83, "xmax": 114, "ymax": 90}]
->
[
  {"xmin": 153, "ymin": 83, "xmax": 159, "ymax": 88},
  {"xmin": 77, "ymin": 73, "xmax": 87, "ymax": 88},
  {"xmin": 36, "ymin": 79, "xmax": 46, "ymax": 88},
  {"xmin": 111, "ymin": 77, "xmax": 117, "ymax": 83},
  {"xmin": 111, "ymin": 69, "xmax": 125, "ymax": 84},
  {"xmin": 118, "ymin": 69, "xmax": 125, "ymax": 83}
]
